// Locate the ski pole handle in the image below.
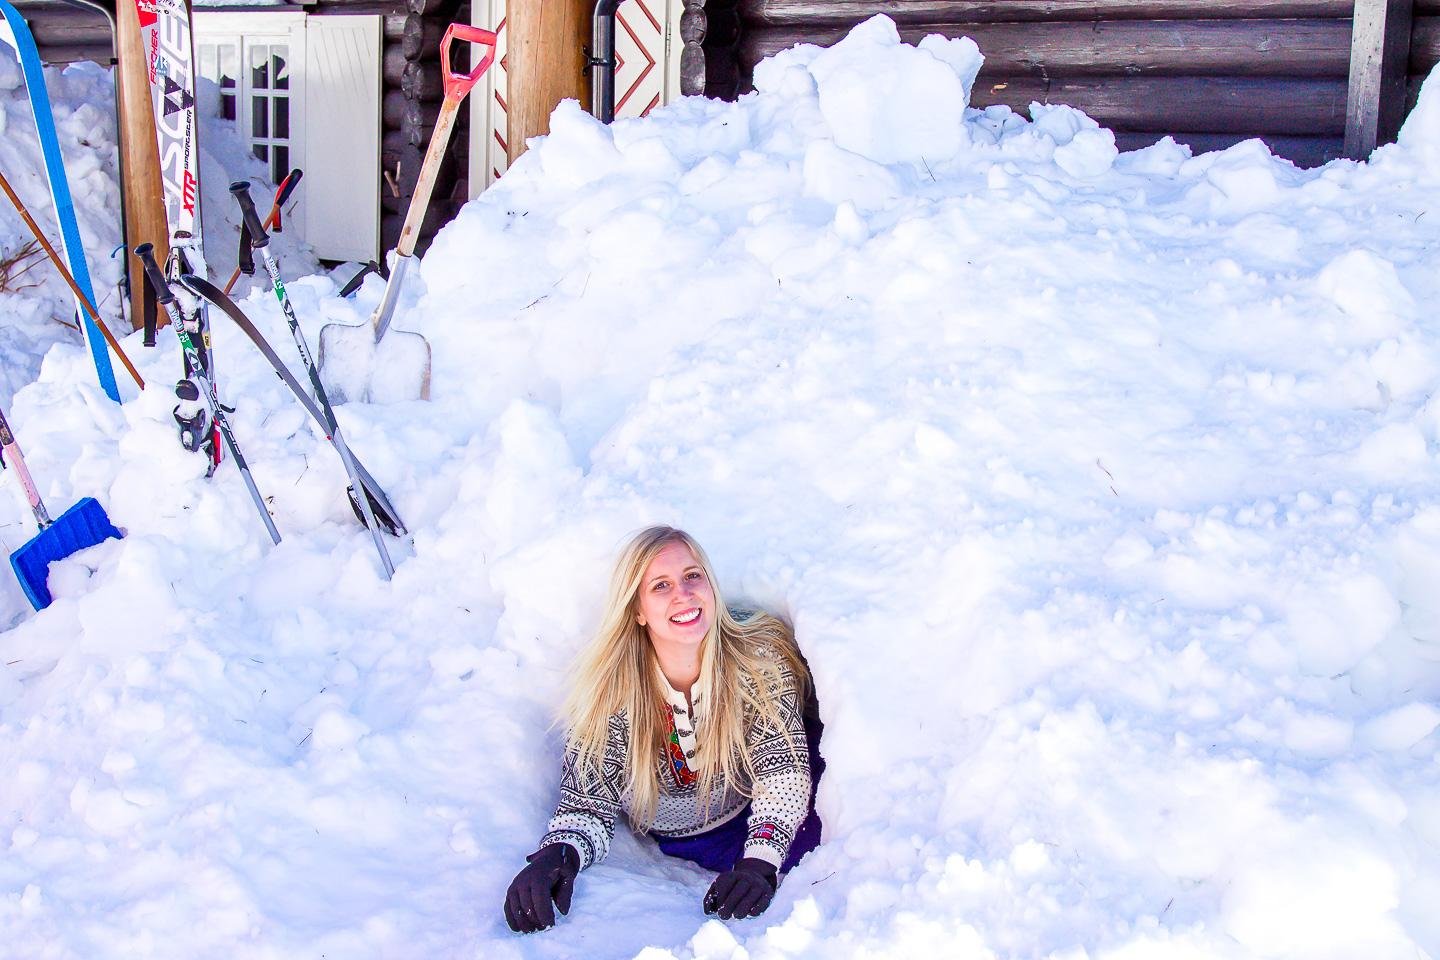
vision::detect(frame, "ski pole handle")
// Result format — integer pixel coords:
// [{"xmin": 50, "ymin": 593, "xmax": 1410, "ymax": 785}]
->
[
  {"xmin": 135, "ymin": 243, "xmax": 176, "ymax": 305},
  {"xmin": 441, "ymin": 23, "xmax": 498, "ymax": 101},
  {"xmin": 275, "ymin": 169, "xmax": 304, "ymax": 209},
  {"xmin": 230, "ymin": 182, "xmax": 271, "ymax": 249}
]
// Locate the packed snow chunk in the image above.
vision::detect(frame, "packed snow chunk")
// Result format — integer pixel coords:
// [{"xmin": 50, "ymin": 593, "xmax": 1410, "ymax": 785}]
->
[
  {"xmin": 1183, "ymin": 139, "xmax": 1305, "ymax": 218},
  {"xmin": 803, "ymin": 140, "xmax": 902, "ymax": 212},
  {"xmin": 0, "ymin": 46, "xmax": 19, "ymax": 92},
  {"xmin": 1397, "ymin": 66, "xmax": 1440, "ymax": 154},
  {"xmin": 1222, "ymin": 834, "xmax": 1407, "ymax": 958},
  {"xmin": 309, "ymin": 709, "xmax": 370, "ymax": 752},
  {"xmin": 1352, "ymin": 422, "xmax": 1430, "ymax": 481},
  {"xmin": 532, "ymin": 99, "xmax": 625, "ymax": 189},
  {"xmin": 805, "ymin": 16, "xmax": 977, "ymax": 166},
  {"xmin": 1029, "ymin": 103, "xmax": 1118, "ymax": 178},
  {"xmin": 1360, "ymin": 702, "xmax": 1440, "ymax": 751},
  {"xmin": 1285, "ymin": 573, "xmax": 1401, "ymax": 677},
  {"xmin": 1314, "ymin": 249, "xmax": 1415, "ymax": 341}
]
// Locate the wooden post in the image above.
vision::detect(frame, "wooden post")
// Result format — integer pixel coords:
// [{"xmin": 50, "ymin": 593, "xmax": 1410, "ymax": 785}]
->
[
  {"xmin": 115, "ymin": 0, "xmax": 169, "ymax": 331},
  {"xmin": 506, "ymin": 0, "xmax": 591, "ymax": 164},
  {"xmin": 1344, "ymin": 0, "xmax": 1414, "ymax": 158}
]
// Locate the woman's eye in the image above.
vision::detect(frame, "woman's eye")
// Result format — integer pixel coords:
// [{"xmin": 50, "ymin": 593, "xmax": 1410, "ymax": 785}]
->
[
  {"xmin": 685, "ymin": 571, "xmax": 702, "ymax": 581},
  {"xmin": 652, "ymin": 581, "xmax": 669, "ymax": 591}
]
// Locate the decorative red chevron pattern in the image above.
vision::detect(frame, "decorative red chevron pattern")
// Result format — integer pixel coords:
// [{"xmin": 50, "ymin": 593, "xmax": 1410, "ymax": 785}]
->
[
  {"xmin": 614, "ymin": 0, "xmax": 662, "ymax": 118},
  {"xmin": 483, "ymin": 0, "xmax": 669, "ymax": 189}
]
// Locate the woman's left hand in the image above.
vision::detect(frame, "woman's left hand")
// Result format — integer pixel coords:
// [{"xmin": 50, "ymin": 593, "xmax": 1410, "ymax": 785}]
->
[{"xmin": 703, "ymin": 857, "xmax": 778, "ymax": 919}]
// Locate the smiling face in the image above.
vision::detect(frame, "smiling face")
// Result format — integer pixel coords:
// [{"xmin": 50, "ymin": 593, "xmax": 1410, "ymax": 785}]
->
[{"xmin": 635, "ymin": 540, "xmax": 716, "ymax": 660}]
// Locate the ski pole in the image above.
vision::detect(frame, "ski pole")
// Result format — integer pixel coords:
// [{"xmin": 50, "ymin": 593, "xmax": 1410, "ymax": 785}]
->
[
  {"xmin": 223, "ymin": 168, "xmax": 302, "ymax": 295},
  {"xmin": 136, "ymin": 242, "xmax": 281, "ymax": 546},
  {"xmin": 230, "ymin": 182, "xmax": 393, "ymax": 580},
  {"xmin": 0, "ymin": 404, "xmax": 53, "ymax": 528},
  {"xmin": 0, "ymin": 169, "xmax": 145, "ymax": 390}
]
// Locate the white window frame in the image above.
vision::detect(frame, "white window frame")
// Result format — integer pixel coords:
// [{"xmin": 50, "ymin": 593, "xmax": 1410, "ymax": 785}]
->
[{"xmin": 194, "ymin": 12, "xmax": 307, "ymax": 191}]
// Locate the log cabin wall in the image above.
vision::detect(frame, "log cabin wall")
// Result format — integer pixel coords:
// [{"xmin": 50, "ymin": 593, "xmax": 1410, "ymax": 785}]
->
[
  {"xmin": 693, "ymin": 0, "xmax": 1434, "ymax": 168},
  {"xmin": 1412, "ymin": 0, "xmax": 1440, "ymax": 108},
  {"xmin": 311, "ymin": 0, "xmax": 470, "ymax": 257}
]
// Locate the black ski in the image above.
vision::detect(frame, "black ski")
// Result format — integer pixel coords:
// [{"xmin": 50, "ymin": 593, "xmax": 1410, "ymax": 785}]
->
[{"xmin": 176, "ymin": 273, "xmax": 407, "ymax": 537}]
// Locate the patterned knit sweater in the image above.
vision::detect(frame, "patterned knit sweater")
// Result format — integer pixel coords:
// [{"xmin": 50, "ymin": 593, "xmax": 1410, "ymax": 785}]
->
[{"xmin": 540, "ymin": 657, "xmax": 811, "ymax": 870}]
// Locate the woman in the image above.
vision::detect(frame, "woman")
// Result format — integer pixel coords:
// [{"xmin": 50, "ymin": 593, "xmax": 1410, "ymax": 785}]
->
[{"xmin": 503, "ymin": 526, "xmax": 824, "ymax": 933}]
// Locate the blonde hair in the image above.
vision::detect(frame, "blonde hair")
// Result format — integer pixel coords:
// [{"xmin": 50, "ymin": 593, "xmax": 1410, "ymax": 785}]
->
[{"xmin": 560, "ymin": 526, "xmax": 810, "ymax": 829}]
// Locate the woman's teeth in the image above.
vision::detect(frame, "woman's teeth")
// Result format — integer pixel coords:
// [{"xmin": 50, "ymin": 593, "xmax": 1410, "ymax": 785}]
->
[{"xmin": 671, "ymin": 609, "xmax": 700, "ymax": 624}]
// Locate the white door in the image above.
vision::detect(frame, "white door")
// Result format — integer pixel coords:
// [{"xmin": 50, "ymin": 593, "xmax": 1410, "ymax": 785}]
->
[{"xmin": 304, "ymin": 16, "xmax": 380, "ymax": 262}]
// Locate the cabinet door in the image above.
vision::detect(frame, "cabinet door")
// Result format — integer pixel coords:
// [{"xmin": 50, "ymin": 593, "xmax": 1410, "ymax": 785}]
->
[{"xmin": 304, "ymin": 15, "xmax": 380, "ymax": 263}]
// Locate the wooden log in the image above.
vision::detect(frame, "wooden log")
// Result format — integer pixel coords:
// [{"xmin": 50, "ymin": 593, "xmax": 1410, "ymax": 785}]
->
[
  {"xmin": 507, "ymin": 0, "xmax": 590, "ymax": 163},
  {"xmin": 116, "ymin": 0, "xmax": 168, "ymax": 331},
  {"xmin": 381, "ymin": 199, "xmax": 459, "ymax": 254},
  {"xmin": 402, "ymin": 14, "xmax": 444, "ymax": 61},
  {"xmin": 406, "ymin": 0, "xmax": 463, "ymax": 17},
  {"xmin": 681, "ymin": 0, "xmax": 709, "ymax": 96},
  {"xmin": 385, "ymin": 13, "xmax": 407, "ymax": 40},
  {"xmin": 32, "ymin": 42, "xmax": 113, "ymax": 65},
  {"xmin": 26, "ymin": 9, "xmax": 113, "ymax": 47},
  {"xmin": 402, "ymin": 59, "xmax": 445, "ymax": 101},
  {"xmin": 739, "ymin": 19, "xmax": 1354, "ymax": 79},
  {"xmin": 1416, "ymin": 0, "xmax": 1440, "ymax": 12},
  {"xmin": 383, "ymin": 43, "xmax": 408, "ymax": 86},
  {"xmin": 966, "ymin": 75, "xmax": 1347, "ymax": 136},
  {"xmin": 1112, "ymin": 130, "xmax": 1345, "ymax": 166},
  {"xmin": 1345, "ymin": 0, "xmax": 1414, "ymax": 158},
  {"xmin": 1409, "ymin": 16, "xmax": 1439, "ymax": 73},
  {"xmin": 740, "ymin": 0, "xmax": 1356, "ymax": 26},
  {"xmin": 384, "ymin": 89, "xmax": 443, "ymax": 129},
  {"xmin": 382, "ymin": 129, "xmax": 457, "ymax": 196}
]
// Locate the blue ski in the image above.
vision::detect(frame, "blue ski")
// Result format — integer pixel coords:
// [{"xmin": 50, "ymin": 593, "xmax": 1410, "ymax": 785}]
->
[{"xmin": 0, "ymin": 0, "xmax": 121, "ymax": 403}]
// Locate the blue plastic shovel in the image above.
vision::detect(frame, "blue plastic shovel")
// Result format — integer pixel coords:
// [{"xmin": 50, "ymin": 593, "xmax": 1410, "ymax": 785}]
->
[{"xmin": 0, "ymin": 403, "xmax": 121, "ymax": 609}]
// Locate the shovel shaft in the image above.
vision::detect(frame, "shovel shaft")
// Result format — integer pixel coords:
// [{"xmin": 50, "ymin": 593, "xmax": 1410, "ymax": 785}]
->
[{"xmin": 0, "ymin": 404, "xmax": 52, "ymax": 528}]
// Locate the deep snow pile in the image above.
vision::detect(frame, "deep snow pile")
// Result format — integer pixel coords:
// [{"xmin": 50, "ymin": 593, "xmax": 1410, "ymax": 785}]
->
[
  {"xmin": 4, "ymin": 16, "xmax": 1440, "ymax": 959},
  {"xmin": 0, "ymin": 54, "xmax": 315, "ymax": 407}
]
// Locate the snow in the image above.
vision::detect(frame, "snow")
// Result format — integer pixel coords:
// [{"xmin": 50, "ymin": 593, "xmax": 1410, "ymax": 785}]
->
[{"xmin": 3, "ymin": 14, "xmax": 1440, "ymax": 959}]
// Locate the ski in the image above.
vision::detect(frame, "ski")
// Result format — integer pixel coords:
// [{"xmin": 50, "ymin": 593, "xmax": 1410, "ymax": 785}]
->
[
  {"xmin": 137, "ymin": 243, "xmax": 280, "ymax": 545},
  {"xmin": 0, "ymin": 0, "xmax": 122, "ymax": 402},
  {"xmin": 130, "ymin": 0, "xmax": 223, "ymax": 470},
  {"xmin": 229, "ymin": 181, "xmax": 395, "ymax": 580},
  {"xmin": 174, "ymin": 273, "xmax": 407, "ymax": 537}
]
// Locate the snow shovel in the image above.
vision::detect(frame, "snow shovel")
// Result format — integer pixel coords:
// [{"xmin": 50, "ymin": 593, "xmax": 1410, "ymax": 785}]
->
[
  {"xmin": 0, "ymin": 403, "xmax": 122, "ymax": 609},
  {"xmin": 317, "ymin": 23, "xmax": 497, "ymax": 404}
]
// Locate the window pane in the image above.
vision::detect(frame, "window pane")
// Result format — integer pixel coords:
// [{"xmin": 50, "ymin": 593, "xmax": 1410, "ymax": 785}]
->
[
  {"xmin": 273, "ymin": 146, "xmax": 289, "ymax": 186},
  {"xmin": 221, "ymin": 94, "xmax": 236, "ymax": 122},
  {"xmin": 272, "ymin": 49, "xmax": 289, "ymax": 90},
  {"xmin": 273, "ymin": 97, "xmax": 289, "ymax": 139},
  {"xmin": 252, "ymin": 144, "xmax": 269, "ymax": 163},
  {"xmin": 250, "ymin": 45, "xmax": 269, "ymax": 90},
  {"xmin": 252, "ymin": 96, "xmax": 269, "ymax": 137},
  {"xmin": 219, "ymin": 45, "xmax": 237, "ymax": 89},
  {"xmin": 199, "ymin": 44, "xmax": 215, "ymax": 81}
]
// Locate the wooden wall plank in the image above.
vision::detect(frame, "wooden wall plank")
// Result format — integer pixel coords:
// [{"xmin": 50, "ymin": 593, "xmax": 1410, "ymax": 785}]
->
[
  {"xmin": 739, "ymin": 19, "xmax": 1353, "ymax": 79},
  {"xmin": 1113, "ymin": 131, "xmax": 1345, "ymax": 166},
  {"xmin": 742, "ymin": 0, "xmax": 1355, "ymax": 27},
  {"xmin": 966, "ymin": 76, "xmax": 1347, "ymax": 135},
  {"xmin": 1411, "ymin": 15, "xmax": 1440, "ymax": 72},
  {"xmin": 1345, "ymin": 0, "xmax": 1414, "ymax": 157}
]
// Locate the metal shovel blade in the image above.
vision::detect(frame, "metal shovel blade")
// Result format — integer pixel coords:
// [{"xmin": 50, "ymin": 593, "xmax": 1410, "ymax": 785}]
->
[
  {"xmin": 9, "ymin": 496, "xmax": 122, "ymax": 609},
  {"xmin": 318, "ymin": 255, "xmax": 431, "ymax": 404}
]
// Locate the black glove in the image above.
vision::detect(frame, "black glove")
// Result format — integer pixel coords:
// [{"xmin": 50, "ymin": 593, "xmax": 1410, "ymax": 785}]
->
[
  {"xmin": 504, "ymin": 843, "xmax": 580, "ymax": 933},
  {"xmin": 703, "ymin": 857, "xmax": 778, "ymax": 920}
]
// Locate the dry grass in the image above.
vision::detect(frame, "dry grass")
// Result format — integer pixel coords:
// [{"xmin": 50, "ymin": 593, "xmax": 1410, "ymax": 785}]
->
[{"xmin": 0, "ymin": 238, "xmax": 45, "ymax": 295}]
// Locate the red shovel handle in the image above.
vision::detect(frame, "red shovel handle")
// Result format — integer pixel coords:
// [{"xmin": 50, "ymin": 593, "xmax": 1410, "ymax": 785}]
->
[{"xmin": 441, "ymin": 23, "xmax": 498, "ymax": 101}]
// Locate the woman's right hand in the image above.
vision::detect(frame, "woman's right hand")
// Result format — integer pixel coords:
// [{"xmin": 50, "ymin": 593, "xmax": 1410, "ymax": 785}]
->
[{"xmin": 504, "ymin": 843, "xmax": 581, "ymax": 933}]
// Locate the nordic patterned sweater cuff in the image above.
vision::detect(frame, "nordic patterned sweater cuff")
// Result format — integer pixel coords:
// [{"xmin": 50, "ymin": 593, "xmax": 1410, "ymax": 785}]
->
[
  {"xmin": 742, "ymin": 839, "xmax": 785, "ymax": 869},
  {"xmin": 540, "ymin": 831, "xmax": 595, "ymax": 870}
]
